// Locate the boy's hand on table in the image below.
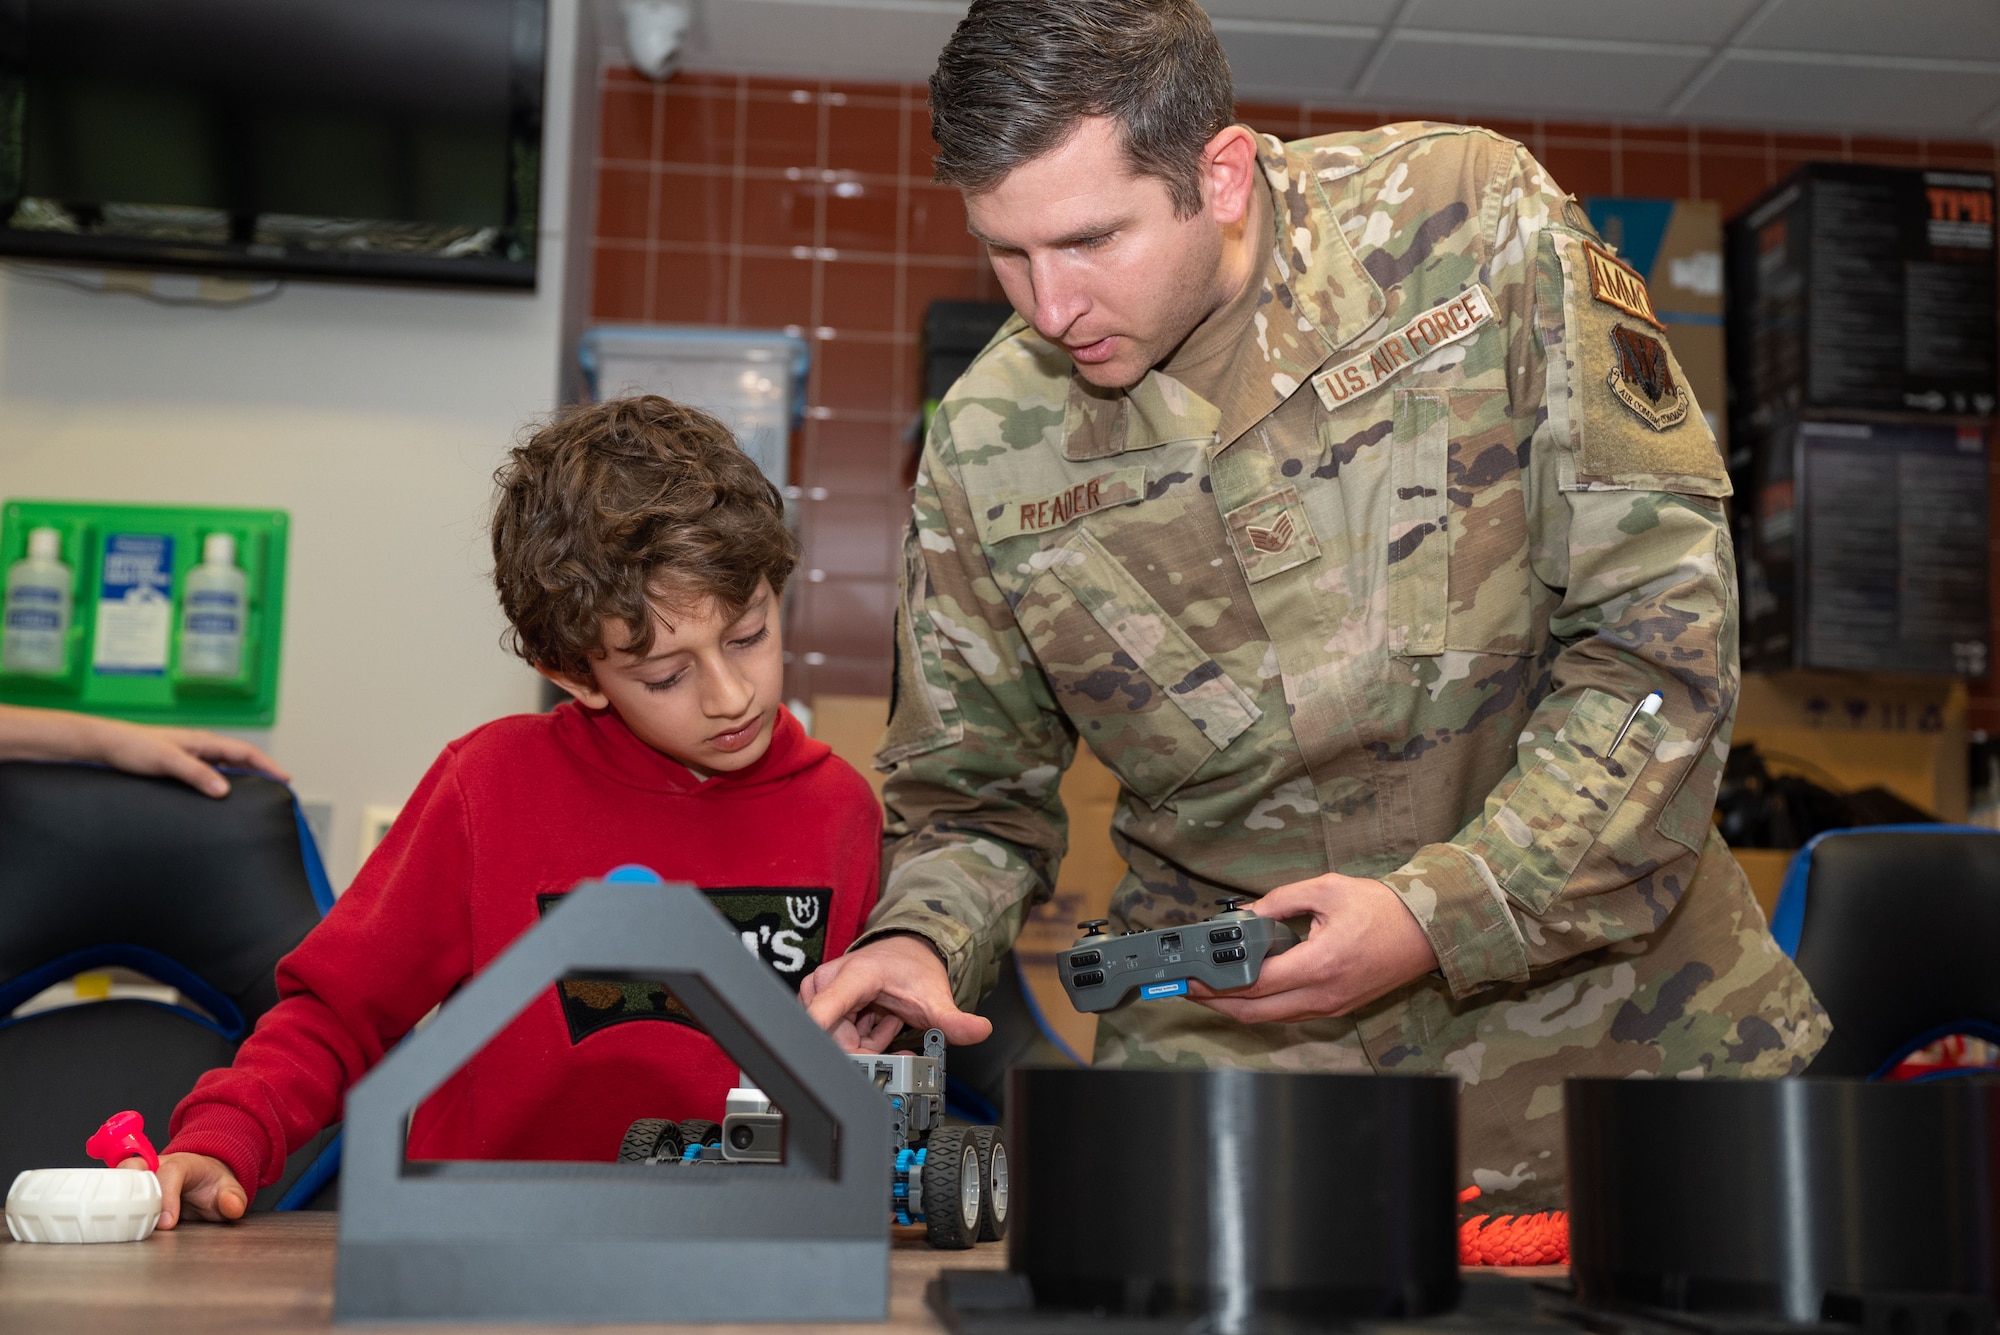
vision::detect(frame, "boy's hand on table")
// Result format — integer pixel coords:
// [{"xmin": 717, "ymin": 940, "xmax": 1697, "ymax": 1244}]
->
[
  {"xmin": 126, "ymin": 1152, "xmax": 248, "ymax": 1227},
  {"xmin": 802, "ymin": 934, "xmax": 992, "ymax": 1053}
]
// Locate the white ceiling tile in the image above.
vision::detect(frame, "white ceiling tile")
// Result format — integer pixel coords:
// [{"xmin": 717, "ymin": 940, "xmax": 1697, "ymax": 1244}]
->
[
  {"xmin": 1687, "ymin": 53, "xmax": 2000, "ymax": 133},
  {"xmin": 1219, "ymin": 27, "xmax": 1379, "ymax": 99},
  {"xmin": 667, "ymin": 0, "xmax": 2000, "ymax": 142},
  {"xmin": 692, "ymin": 0, "xmax": 966, "ymax": 83},
  {"xmin": 1202, "ymin": 0, "xmax": 1398, "ymax": 23},
  {"xmin": 1741, "ymin": 0, "xmax": 2000, "ymax": 62},
  {"xmin": 1401, "ymin": 0, "xmax": 1760, "ymax": 47},
  {"xmin": 1362, "ymin": 32, "xmax": 1707, "ymax": 115}
]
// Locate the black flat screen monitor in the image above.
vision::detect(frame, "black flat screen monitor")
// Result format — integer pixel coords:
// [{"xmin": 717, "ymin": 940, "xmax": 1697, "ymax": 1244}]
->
[{"xmin": 0, "ymin": 0, "xmax": 545, "ymax": 289}]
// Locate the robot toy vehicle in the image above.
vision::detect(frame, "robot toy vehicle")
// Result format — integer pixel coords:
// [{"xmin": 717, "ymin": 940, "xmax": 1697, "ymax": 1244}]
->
[{"xmin": 617, "ymin": 1028, "xmax": 1008, "ymax": 1250}]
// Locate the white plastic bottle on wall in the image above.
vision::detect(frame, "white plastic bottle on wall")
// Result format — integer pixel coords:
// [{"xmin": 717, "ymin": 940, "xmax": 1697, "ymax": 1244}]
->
[
  {"xmin": 178, "ymin": 532, "xmax": 246, "ymax": 679},
  {"xmin": 3, "ymin": 527, "xmax": 73, "ymax": 675}
]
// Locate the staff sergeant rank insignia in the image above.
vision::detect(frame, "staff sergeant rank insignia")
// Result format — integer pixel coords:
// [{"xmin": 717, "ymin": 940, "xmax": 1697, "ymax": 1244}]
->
[
  {"xmin": 1246, "ymin": 511, "xmax": 1296, "ymax": 553},
  {"xmin": 1582, "ymin": 241, "xmax": 1664, "ymax": 329},
  {"xmin": 1606, "ymin": 325, "xmax": 1690, "ymax": 432}
]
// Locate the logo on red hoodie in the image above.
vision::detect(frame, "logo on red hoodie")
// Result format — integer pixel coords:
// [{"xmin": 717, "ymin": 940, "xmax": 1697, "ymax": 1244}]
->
[{"xmin": 535, "ymin": 886, "xmax": 831, "ymax": 1043}]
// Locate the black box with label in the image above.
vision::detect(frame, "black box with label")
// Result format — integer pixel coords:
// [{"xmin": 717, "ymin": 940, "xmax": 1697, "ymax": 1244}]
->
[
  {"xmin": 1726, "ymin": 163, "xmax": 1996, "ymax": 442},
  {"xmin": 1728, "ymin": 164, "xmax": 1995, "ymax": 676},
  {"xmin": 1739, "ymin": 418, "xmax": 1989, "ymax": 676}
]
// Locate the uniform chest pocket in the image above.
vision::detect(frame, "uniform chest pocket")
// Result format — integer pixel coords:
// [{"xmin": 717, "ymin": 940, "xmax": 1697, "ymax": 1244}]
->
[
  {"xmin": 1389, "ymin": 387, "xmax": 1533, "ymax": 657},
  {"xmin": 1019, "ymin": 526, "xmax": 1262, "ymax": 808}
]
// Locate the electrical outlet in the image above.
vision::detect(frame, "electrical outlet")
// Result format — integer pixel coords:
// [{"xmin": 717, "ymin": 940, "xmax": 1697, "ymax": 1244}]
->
[
  {"xmin": 299, "ymin": 801, "xmax": 334, "ymax": 855},
  {"xmin": 359, "ymin": 804, "xmax": 402, "ymax": 865}
]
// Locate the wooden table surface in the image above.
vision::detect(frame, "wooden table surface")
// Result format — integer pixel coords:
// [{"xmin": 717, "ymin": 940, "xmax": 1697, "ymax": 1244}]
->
[{"xmin": 0, "ymin": 1214, "xmax": 1009, "ymax": 1335}]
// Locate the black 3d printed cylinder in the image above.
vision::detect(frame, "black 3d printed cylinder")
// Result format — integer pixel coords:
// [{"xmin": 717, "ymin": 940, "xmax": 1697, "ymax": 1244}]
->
[
  {"xmin": 1006, "ymin": 1067, "xmax": 1459, "ymax": 1322},
  {"xmin": 1566, "ymin": 1077, "xmax": 1998, "ymax": 1325}
]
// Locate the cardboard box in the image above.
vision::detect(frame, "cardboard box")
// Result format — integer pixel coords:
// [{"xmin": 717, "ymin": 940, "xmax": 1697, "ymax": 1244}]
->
[
  {"xmin": 1732, "ymin": 670, "xmax": 1970, "ymax": 823},
  {"xmin": 1011, "ymin": 748, "xmax": 1122, "ymax": 1063},
  {"xmin": 805, "ymin": 694, "xmax": 890, "ymax": 806},
  {"xmin": 1730, "ymin": 847, "xmax": 1793, "ymax": 923}
]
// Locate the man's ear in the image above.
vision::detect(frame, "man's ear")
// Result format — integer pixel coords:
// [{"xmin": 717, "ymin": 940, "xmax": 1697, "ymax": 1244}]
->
[
  {"xmin": 535, "ymin": 662, "xmax": 609, "ymax": 710},
  {"xmin": 1202, "ymin": 124, "xmax": 1262, "ymax": 226}
]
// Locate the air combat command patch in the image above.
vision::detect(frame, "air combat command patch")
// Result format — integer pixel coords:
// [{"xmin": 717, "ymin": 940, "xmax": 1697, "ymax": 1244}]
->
[
  {"xmin": 536, "ymin": 885, "xmax": 832, "ymax": 1043},
  {"xmin": 1606, "ymin": 325, "xmax": 1691, "ymax": 432}
]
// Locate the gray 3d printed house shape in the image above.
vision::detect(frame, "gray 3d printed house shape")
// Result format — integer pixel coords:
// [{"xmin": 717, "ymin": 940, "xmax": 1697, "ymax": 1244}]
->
[{"xmin": 334, "ymin": 875, "xmax": 891, "ymax": 1323}]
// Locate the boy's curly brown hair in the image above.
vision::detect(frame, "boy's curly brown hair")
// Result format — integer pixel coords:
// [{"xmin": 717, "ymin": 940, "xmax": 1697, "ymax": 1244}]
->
[{"xmin": 491, "ymin": 395, "xmax": 797, "ymax": 680}]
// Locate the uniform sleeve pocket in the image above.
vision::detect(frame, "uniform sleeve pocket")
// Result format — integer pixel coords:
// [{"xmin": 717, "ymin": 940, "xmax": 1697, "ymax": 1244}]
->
[
  {"xmin": 879, "ymin": 525, "xmax": 965, "ymax": 768},
  {"xmin": 1477, "ymin": 687, "xmax": 1665, "ymax": 914}
]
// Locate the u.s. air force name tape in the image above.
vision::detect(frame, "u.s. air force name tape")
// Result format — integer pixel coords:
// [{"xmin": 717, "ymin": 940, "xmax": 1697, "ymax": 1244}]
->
[{"xmin": 1311, "ymin": 286, "xmax": 1494, "ymax": 411}]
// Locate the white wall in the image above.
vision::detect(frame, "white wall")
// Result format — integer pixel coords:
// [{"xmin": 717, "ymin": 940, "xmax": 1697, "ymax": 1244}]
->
[{"xmin": 0, "ymin": 0, "xmax": 590, "ymax": 889}]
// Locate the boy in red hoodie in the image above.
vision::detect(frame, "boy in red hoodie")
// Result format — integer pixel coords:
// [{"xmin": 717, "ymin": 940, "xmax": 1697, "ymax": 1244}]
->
[{"xmin": 147, "ymin": 396, "xmax": 882, "ymax": 1227}]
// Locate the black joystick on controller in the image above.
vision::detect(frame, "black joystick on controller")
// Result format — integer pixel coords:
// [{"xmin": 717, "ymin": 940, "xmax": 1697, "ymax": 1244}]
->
[{"xmin": 1059, "ymin": 901, "xmax": 1298, "ymax": 1014}]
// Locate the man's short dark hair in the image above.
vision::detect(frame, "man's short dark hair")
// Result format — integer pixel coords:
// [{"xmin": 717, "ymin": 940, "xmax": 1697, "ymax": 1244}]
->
[
  {"xmin": 491, "ymin": 395, "xmax": 797, "ymax": 680},
  {"xmin": 928, "ymin": 0, "xmax": 1235, "ymax": 218}
]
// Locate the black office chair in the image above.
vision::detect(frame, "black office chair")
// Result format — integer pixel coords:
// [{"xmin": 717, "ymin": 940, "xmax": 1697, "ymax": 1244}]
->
[
  {"xmin": 0, "ymin": 759, "xmax": 340, "ymax": 1205},
  {"xmin": 1771, "ymin": 824, "xmax": 2000, "ymax": 1079}
]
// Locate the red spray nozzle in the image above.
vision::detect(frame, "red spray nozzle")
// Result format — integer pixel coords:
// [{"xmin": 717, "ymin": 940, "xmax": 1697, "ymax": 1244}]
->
[{"xmin": 86, "ymin": 1110, "xmax": 159, "ymax": 1172}]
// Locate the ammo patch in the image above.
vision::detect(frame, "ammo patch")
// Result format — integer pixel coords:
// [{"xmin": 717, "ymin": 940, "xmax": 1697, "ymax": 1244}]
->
[
  {"xmin": 1311, "ymin": 287, "xmax": 1493, "ymax": 411},
  {"xmin": 1581, "ymin": 241, "xmax": 1663, "ymax": 329},
  {"xmin": 538, "ymin": 885, "xmax": 831, "ymax": 1044},
  {"xmin": 980, "ymin": 465, "xmax": 1147, "ymax": 542},
  {"xmin": 1605, "ymin": 326, "xmax": 1690, "ymax": 432}
]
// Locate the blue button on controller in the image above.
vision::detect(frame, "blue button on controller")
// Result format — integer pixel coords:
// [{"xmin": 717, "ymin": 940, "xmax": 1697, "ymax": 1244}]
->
[{"xmin": 1141, "ymin": 979, "xmax": 1190, "ymax": 1000}]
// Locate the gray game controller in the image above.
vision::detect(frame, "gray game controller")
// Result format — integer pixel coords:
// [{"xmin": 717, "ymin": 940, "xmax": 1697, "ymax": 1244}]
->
[{"xmin": 1059, "ymin": 899, "xmax": 1300, "ymax": 1014}]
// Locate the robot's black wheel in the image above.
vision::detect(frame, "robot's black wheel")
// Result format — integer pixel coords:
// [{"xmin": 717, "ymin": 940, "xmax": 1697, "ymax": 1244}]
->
[
  {"xmin": 617, "ymin": 1118, "xmax": 684, "ymax": 1165},
  {"xmin": 677, "ymin": 1118, "xmax": 723, "ymax": 1148},
  {"xmin": 920, "ymin": 1127, "xmax": 981, "ymax": 1250},
  {"xmin": 968, "ymin": 1125, "xmax": 1009, "ymax": 1241}
]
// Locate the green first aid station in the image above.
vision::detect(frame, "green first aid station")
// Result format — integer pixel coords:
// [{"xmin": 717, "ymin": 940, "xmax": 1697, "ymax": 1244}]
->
[{"xmin": 0, "ymin": 500, "xmax": 288, "ymax": 726}]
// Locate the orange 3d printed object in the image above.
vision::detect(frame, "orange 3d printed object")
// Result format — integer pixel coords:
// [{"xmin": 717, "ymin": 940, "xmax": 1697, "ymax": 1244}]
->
[{"xmin": 1457, "ymin": 1185, "xmax": 1569, "ymax": 1266}]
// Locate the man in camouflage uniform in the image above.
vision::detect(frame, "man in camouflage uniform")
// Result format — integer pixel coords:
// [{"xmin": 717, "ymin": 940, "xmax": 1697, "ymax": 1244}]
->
[{"xmin": 803, "ymin": 0, "xmax": 1827, "ymax": 1212}]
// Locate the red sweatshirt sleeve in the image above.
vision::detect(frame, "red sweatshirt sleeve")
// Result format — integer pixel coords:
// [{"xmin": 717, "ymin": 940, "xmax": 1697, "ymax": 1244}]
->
[{"xmin": 164, "ymin": 746, "xmax": 477, "ymax": 1192}]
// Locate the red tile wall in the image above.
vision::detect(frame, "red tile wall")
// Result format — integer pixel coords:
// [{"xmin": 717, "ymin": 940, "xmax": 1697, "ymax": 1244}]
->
[{"xmin": 591, "ymin": 71, "xmax": 2000, "ymax": 711}]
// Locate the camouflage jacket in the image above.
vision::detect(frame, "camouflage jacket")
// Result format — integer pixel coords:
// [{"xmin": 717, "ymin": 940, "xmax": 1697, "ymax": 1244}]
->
[{"xmin": 865, "ymin": 124, "xmax": 1828, "ymax": 1208}]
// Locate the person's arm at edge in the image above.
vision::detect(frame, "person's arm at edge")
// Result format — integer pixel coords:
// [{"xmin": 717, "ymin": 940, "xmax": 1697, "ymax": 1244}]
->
[{"xmin": 0, "ymin": 702, "xmax": 287, "ymax": 797}]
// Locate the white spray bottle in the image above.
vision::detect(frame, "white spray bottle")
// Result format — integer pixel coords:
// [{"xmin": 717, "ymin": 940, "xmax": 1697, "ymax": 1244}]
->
[
  {"xmin": 3, "ymin": 527, "xmax": 73, "ymax": 675},
  {"xmin": 178, "ymin": 532, "xmax": 247, "ymax": 679}
]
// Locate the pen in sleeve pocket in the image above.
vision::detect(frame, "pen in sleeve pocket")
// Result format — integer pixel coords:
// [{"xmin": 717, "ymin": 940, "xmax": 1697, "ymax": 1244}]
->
[{"xmin": 1609, "ymin": 691, "xmax": 1664, "ymax": 753}]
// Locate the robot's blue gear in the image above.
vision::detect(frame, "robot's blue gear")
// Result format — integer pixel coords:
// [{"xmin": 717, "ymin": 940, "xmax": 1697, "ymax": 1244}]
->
[{"xmin": 893, "ymin": 1146, "xmax": 925, "ymax": 1227}]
